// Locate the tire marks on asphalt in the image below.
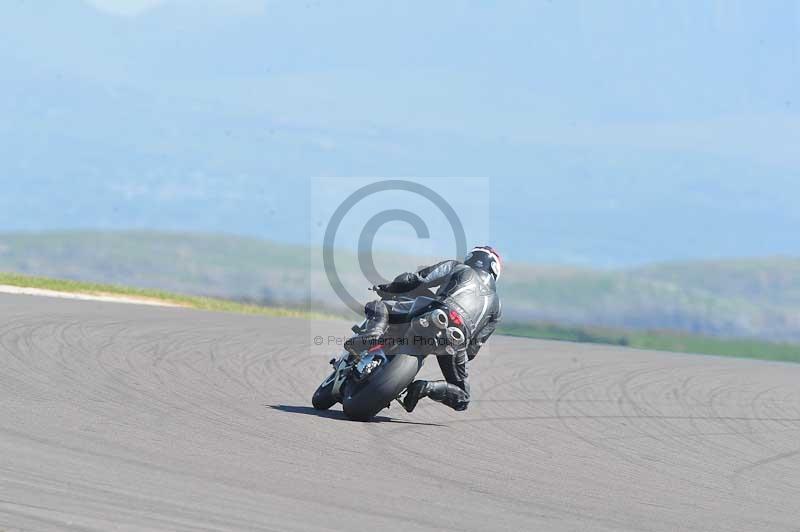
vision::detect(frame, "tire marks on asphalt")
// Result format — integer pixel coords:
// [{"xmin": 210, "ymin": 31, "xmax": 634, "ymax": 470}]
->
[{"xmin": 0, "ymin": 295, "xmax": 799, "ymax": 531}]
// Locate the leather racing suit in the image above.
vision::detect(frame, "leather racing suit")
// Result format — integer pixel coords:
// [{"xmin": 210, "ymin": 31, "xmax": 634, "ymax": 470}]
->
[{"xmin": 349, "ymin": 259, "xmax": 502, "ymax": 411}]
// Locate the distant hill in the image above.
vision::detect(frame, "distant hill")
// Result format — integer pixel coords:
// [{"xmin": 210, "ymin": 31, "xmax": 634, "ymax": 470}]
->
[{"xmin": 2, "ymin": 230, "xmax": 799, "ymax": 342}]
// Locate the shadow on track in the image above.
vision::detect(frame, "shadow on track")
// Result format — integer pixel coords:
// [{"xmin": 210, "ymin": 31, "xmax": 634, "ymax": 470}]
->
[{"xmin": 267, "ymin": 404, "xmax": 445, "ymax": 426}]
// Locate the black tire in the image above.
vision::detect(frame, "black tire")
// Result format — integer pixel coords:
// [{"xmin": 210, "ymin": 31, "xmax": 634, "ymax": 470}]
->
[
  {"xmin": 342, "ymin": 354, "xmax": 421, "ymax": 421},
  {"xmin": 312, "ymin": 373, "xmax": 337, "ymax": 410}
]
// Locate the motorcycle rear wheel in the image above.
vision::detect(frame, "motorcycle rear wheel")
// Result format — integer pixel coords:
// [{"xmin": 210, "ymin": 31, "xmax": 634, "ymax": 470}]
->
[{"xmin": 342, "ymin": 354, "xmax": 421, "ymax": 421}]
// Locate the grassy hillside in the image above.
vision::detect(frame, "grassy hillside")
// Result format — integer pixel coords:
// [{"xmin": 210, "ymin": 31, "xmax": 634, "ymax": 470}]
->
[
  {"xmin": 500, "ymin": 262, "xmax": 788, "ymax": 339},
  {"xmin": 500, "ymin": 322, "xmax": 800, "ymax": 363},
  {"xmin": 637, "ymin": 258, "xmax": 800, "ymax": 307},
  {"xmin": 2, "ymin": 230, "xmax": 800, "ymax": 342},
  {"xmin": 0, "ymin": 231, "xmax": 310, "ymax": 303},
  {"xmin": 0, "ymin": 272, "xmax": 331, "ymax": 319},
  {"xmin": 2, "ymin": 270, "xmax": 798, "ymax": 363}
]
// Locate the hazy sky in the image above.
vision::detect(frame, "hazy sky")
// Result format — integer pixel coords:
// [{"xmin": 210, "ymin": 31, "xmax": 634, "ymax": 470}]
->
[
  {"xmin": 2, "ymin": 1, "xmax": 799, "ymax": 265},
  {"xmin": 86, "ymin": 0, "xmax": 163, "ymax": 16},
  {"xmin": 85, "ymin": 0, "xmax": 267, "ymax": 16}
]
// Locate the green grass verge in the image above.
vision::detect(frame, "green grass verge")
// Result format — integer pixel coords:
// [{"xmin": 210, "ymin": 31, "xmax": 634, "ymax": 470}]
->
[
  {"xmin": 4, "ymin": 271, "xmax": 799, "ymax": 363},
  {"xmin": 0, "ymin": 272, "xmax": 333, "ymax": 320},
  {"xmin": 500, "ymin": 322, "xmax": 800, "ymax": 363}
]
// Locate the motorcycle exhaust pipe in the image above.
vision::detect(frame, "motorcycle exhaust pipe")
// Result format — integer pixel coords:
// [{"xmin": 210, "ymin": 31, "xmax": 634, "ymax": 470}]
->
[
  {"xmin": 446, "ymin": 326, "xmax": 465, "ymax": 346},
  {"xmin": 430, "ymin": 309, "xmax": 449, "ymax": 330}
]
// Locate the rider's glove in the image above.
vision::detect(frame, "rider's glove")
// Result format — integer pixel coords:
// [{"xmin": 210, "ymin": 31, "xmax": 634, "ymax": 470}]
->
[
  {"xmin": 467, "ymin": 341, "xmax": 481, "ymax": 361},
  {"xmin": 387, "ymin": 272, "xmax": 421, "ymax": 293},
  {"xmin": 372, "ymin": 284, "xmax": 392, "ymax": 298}
]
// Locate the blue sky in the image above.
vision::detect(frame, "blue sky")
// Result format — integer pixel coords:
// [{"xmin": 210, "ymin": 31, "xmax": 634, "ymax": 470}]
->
[{"xmin": 1, "ymin": 1, "xmax": 799, "ymax": 265}]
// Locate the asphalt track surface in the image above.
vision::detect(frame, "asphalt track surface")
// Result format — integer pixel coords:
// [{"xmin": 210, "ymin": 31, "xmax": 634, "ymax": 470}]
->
[{"xmin": 1, "ymin": 294, "xmax": 799, "ymax": 531}]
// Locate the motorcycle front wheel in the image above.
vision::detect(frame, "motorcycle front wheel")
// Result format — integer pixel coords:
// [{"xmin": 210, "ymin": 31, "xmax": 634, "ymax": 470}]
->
[{"xmin": 312, "ymin": 372, "xmax": 337, "ymax": 410}]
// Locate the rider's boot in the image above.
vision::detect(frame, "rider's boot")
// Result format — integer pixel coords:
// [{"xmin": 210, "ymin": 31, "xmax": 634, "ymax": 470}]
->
[
  {"xmin": 344, "ymin": 300, "xmax": 389, "ymax": 355},
  {"xmin": 403, "ymin": 380, "xmax": 470, "ymax": 412},
  {"xmin": 402, "ymin": 380, "xmax": 433, "ymax": 412}
]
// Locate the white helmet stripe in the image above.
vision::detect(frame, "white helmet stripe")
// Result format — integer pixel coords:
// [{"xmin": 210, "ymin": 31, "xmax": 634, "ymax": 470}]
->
[{"xmin": 470, "ymin": 247, "xmax": 501, "ymax": 268}]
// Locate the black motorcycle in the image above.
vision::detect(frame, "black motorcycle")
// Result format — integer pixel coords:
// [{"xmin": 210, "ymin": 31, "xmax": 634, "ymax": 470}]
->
[{"xmin": 311, "ymin": 294, "xmax": 466, "ymax": 421}]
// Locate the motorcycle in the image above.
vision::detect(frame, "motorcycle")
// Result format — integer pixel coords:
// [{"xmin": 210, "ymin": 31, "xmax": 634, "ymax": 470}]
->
[{"xmin": 311, "ymin": 293, "xmax": 467, "ymax": 421}]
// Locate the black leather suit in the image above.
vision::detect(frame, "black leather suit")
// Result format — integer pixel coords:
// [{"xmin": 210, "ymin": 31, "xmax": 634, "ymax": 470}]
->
[{"xmin": 376, "ymin": 260, "xmax": 502, "ymax": 410}]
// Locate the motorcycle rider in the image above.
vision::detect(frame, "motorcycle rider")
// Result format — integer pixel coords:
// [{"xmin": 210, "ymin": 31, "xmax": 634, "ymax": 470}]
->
[{"xmin": 344, "ymin": 246, "xmax": 503, "ymax": 412}]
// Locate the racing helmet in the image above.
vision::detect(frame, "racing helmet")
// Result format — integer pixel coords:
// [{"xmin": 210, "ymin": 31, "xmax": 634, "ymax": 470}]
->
[{"xmin": 464, "ymin": 245, "xmax": 502, "ymax": 279}]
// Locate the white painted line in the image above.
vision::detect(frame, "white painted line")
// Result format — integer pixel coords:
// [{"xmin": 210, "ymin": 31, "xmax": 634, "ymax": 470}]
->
[{"xmin": 0, "ymin": 285, "xmax": 185, "ymax": 307}]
